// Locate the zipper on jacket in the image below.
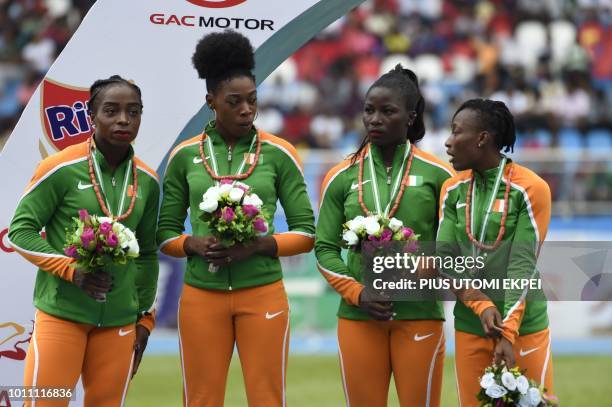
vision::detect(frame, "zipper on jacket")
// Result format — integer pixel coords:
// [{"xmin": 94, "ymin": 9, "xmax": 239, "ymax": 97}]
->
[
  {"xmin": 97, "ymin": 301, "xmax": 107, "ymax": 327},
  {"xmin": 227, "ymin": 145, "xmax": 233, "ymax": 163},
  {"xmin": 111, "ymin": 176, "xmax": 116, "ymax": 187},
  {"xmin": 385, "ymin": 167, "xmax": 392, "ymax": 185},
  {"xmin": 228, "ymin": 265, "xmax": 233, "ymax": 291}
]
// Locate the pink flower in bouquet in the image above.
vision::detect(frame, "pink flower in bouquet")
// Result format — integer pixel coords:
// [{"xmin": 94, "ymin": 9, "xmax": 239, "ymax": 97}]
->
[
  {"xmin": 235, "ymin": 182, "xmax": 250, "ymax": 192},
  {"xmin": 81, "ymin": 227, "xmax": 95, "ymax": 247},
  {"xmin": 221, "ymin": 207, "xmax": 235, "ymax": 223},
  {"xmin": 220, "ymin": 178, "xmax": 233, "ymax": 185},
  {"xmin": 78, "ymin": 209, "xmax": 90, "ymax": 222},
  {"xmin": 405, "ymin": 240, "xmax": 419, "ymax": 253},
  {"xmin": 380, "ymin": 228, "xmax": 393, "ymax": 241},
  {"xmin": 96, "ymin": 240, "xmax": 104, "ymax": 254},
  {"xmin": 254, "ymin": 217, "xmax": 268, "ymax": 233},
  {"xmin": 494, "ymin": 400, "xmax": 507, "ymax": 407},
  {"xmin": 64, "ymin": 245, "xmax": 78, "ymax": 258},
  {"xmin": 99, "ymin": 222, "xmax": 112, "ymax": 235},
  {"xmin": 243, "ymin": 204, "xmax": 259, "ymax": 218},
  {"xmin": 107, "ymin": 232, "xmax": 118, "ymax": 247},
  {"xmin": 401, "ymin": 227, "xmax": 414, "ymax": 239}
]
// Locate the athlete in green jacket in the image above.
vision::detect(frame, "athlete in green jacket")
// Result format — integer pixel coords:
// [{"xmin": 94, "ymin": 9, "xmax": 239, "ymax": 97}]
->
[
  {"xmin": 439, "ymin": 99, "xmax": 553, "ymax": 407},
  {"xmin": 157, "ymin": 31, "xmax": 315, "ymax": 406},
  {"xmin": 9, "ymin": 76, "xmax": 159, "ymax": 406},
  {"xmin": 315, "ymin": 65, "xmax": 454, "ymax": 407}
]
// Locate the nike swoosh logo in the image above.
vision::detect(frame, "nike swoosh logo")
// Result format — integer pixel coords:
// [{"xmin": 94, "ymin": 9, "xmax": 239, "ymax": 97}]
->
[
  {"xmin": 193, "ymin": 156, "xmax": 210, "ymax": 164},
  {"xmin": 77, "ymin": 181, "xmax": 93, "ymax": 190},
  {"xmin": 414, "ymin": 333, "xmax": 434, "ymax": 341},
  {"xmin": 118, "ymin": 329, "xmax": 134, "ymax": 337},
  {"xmin": 456, "ymin": 202, "xmax": 466, "ymax": 208},
  {"xmin": 265, "ymin": 311, "xmax": 284, "ymax": 320},
  {"xmin": 519, "ymin": 347, "xmax": 539, "ymax": 357},
  {"xmin": 350, "ymin": 180, "xmax": 371, "ymax": 190}
]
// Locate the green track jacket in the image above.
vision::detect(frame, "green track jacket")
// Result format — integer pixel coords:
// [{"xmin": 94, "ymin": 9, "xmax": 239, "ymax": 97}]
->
[
  {"xmin": 315, "ymin": 143, "xmax": 455, "ymax": 320},
  {"xmin": 437, "ymin": 161, "xmax": 551, "ymax": 342},
  {"xmin": 157, "ymin": 126, "xmax": 315, "ymax": 290},
  {"xmin": 9, "ymin": 141, "xmax": 160, "ymax": 329}
]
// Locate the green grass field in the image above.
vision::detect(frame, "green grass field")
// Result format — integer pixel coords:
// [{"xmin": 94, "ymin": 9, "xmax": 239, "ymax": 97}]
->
[{"xmin": 127, "ymin": 355, "xmax": 612, "ymax": 406}]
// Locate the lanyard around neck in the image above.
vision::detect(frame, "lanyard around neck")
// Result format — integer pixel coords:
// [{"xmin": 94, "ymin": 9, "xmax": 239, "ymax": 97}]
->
[
  {"xmin": 91, "ymin": 149, "xmax": 131, "ymax": 217},
  {"xmin": 471, "ymin": 156, "xmax": 507, "ymax": 254},
  {"xmin": 366, "ymin": 142, "xmax": 411, "ymax": 217},
  {"xmin": 205, "ymin": 133, "xmax": 257, "ymax": 186}
]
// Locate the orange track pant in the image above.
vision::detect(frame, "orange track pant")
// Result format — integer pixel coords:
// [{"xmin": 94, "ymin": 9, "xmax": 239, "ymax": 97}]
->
[
  {"xmin": 23, "ymin": 310, "xmax": 136, "ymax": 407},
  {"xmin": 337, "ymin": 318, "xmax": 445, "ymax": 407},
  {"xmin": 455, "ymin": 329, "xmax": 554, "ymax": 407},
  {"xmin": 178, "ymin": 280, "xmax": 290, "ymax": 407}
]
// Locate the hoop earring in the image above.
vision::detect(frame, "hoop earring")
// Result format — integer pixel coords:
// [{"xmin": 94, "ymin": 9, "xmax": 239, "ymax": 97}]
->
[{"xmin": 207, "ymin": 108, "xmax": 216, "ymax": 129}]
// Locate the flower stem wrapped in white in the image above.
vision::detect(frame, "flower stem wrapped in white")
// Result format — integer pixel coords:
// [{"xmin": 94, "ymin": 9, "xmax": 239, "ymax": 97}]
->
[
  {"xmin": 484, "ymin": 384, "xmax": 508, "ymax": 399},
  {"xmin": 342, "ymin": 230, "xmax": 359, "ymax": 246},
  {"xmin": 480, "ymin": 372, "xmax": 495, "ymax": 389},
  {"xmin": 501, "ymin": 371, "xmax": 518, "ymax": 391},
  {"xmin": 388, "ymin": 217, "xmax": 403, "ymax": 232}
]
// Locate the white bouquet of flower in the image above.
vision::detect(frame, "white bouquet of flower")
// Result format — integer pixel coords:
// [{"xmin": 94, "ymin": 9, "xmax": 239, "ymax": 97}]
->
[
  {"xmin": 477, "ymin": 364, "xmax": 558, "ymax": 407},
  {"xmin": 341, "ymin": 214, "xmax": 419, "ymax": 252}
]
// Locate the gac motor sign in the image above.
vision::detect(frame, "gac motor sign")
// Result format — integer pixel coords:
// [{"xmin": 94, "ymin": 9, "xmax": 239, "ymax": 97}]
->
[
  {"xmin": 187, "ymin": 0, "xmax": 246, "ymax": 7},
  {"xmin": 149, "ymin": 13, "xmax": 274, "ymax": 30}
]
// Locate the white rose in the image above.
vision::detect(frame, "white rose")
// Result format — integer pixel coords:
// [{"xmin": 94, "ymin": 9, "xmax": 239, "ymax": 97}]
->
[
  {"xmin": 518, "ymin": 396, "xmax": 531, "ymax": 407},
  {"xmin": 347, "ymin": 216, "xmax": 366, "ymax": 233},
  {"xmin": 228, "ymin": 187, "xmax": 245, "ymax": 202},
  {"xmin": 485, "ymin": 384, "xmax": 507, "ymax": 399},
  {"xmin": 203, "ymin": 186, "xmax": 221, "ymax": 202},
  {"xmin": 98, "ymin": 216, "xmax": 113, "ymax": 224},
  {"xmin": 127, "ymin": 237, "xmax": 139, "ymax": 257},
  {"xmin": 199, "ymin": 198, "xmax": 218, "ymax": 213},
  {"xmin": 364, "ymin": 216, "xmax": 381, "ymax": 235},
  {"xmin": 218, "ymin": 183, "xmax": 232, "ymax": 196},
  {"xmin": 516, "ymin": 375, "xmax": 529, "ymax": 394},
  {"xmin": 388, "ymin": 217, "xmax": 403, "ymax": 232},
  {"xmin": 501, "ymin": 372, "xmax": 517, "ymax": 391},
  {"xmin": 243, "ymin": 193, "xmax": 264, "ymax": 209},
  {"xmin": 527, "ymin": 388, "xmax": 542, "ymax": 406},
  {"xmin": 342, "ymin": 230, "xmax": 359, "ymax": 246},
  {"xmin": 111, "ymin": 221, "xmax": 126, "ymax": 235},
  {"xmin": 480, "ymin": 372, "xmax": 495, "ymax": 389}
]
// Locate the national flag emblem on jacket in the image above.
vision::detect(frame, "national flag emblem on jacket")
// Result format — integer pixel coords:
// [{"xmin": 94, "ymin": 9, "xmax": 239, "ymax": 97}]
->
[{"xmin": 406, "ymin": 175, "xmax": 423, "ymax": 186}]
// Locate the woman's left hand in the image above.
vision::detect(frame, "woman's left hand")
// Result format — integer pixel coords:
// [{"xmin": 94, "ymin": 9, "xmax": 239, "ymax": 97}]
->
[
  {"xmin": 132, "ymin": 325, "xmax": 150, "ymax": 378},
  {"xmin": 204, "ymin": 237, "xmax": 277, "ymax": 266}
]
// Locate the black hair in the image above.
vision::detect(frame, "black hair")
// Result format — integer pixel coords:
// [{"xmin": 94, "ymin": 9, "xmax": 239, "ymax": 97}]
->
[
  {"xmin": 88, "ymin": 75, "xmax": 142, "ymax": 114},
  {"xmin": 453, "ymin": 99, "xmax": 516, "ymax": 153},
  {"xmin": 192, "ymin": 30, "xmax": 255, "ymax": 93},
  {"xmin": 351, "ymin": 64, "xmax": 425, "ymax": 163}
]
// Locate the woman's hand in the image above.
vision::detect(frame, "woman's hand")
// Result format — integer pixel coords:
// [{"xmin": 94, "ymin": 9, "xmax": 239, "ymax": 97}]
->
[
  {"xmin": 480, "ymin": 306, "xmax": 504, "ymax": 338},
  {"xmin": 131, "ymin": 324, "xmax": 150, "ymax": 378},
  {"xmin": 183, "ymin": 236, "xmax": 219, "ymax": 258},
  {"xmin": 358, "ymin": 289, "xmax": 394, "ymax": 321},
  {"xmin": 203, "ymin": 236, "xmax": 277, "ymax": 266},
  {"xmin": 493, "ymin": 337, "xmax": 516, "ymax": 368},
  {"xmin": 72, "ymin": 269, "xmax": 112, "ymax": 301}
]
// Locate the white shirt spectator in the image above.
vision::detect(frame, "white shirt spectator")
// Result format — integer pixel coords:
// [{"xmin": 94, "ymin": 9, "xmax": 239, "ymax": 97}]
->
[
  {"xmin": 22, "ymin": 37, "xmax": 55, "ymax": 74},
  {"xmin": 310, "ymin": 113, "xmax": 344, "ymax": 148}
]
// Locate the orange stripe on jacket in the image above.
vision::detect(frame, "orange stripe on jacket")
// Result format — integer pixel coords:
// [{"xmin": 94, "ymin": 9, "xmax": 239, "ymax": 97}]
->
[
  {"xmin": 412, "ymin": 146, "xmax": 456, "ymax": 177},
  {"xmin": 160, "ymin": 234, "xmax": 189, "ymax": 258},
  {"xmin": 438, "ymin": 172, "xmax": 470, "ymax": 219},
  {"xmin": 13, "ymin": 246, "xmax": 75, "ymax": 281},
  {"xmin": 273, "ymin": 232, "xmax": 314, "ymax": 257},
  {"xmin": 134, "ymin": 157, "xmax": 159, "ymax": 182},
  {"xmin": 23, "ymin": 142, "xmax": 88, "ymax": 196},
  {"xmin": 167, "ymin": 135, "xmax": 201, "ymax": 165},
  {"xmin": 318, "ymin": 159, "xmax": 352, "ymax": 206},
  {"xmin": 502, "ymin": 301, "xmax": 526, "ymax": 344},
  {"xmin": 317, "ymin": 262, "xmax": 364, "ymax": 306},
  {"xmin": 259, "ymin": 131, "xmax": 304, "ymax": 170},
  {"xmin": 137, "ymin": 310, "xmax": 156, "ymax": 333}
]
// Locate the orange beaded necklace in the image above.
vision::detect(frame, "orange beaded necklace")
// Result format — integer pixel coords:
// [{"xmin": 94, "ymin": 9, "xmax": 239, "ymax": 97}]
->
[
  {"xmin": 87, "ymin": 136, "xmax": 138, "ymax": 221},
  {"xmin": 198, "ymin": 130, "xmax": 261, "ymax": 181},
  {"xmin": 357, "ymin": 143, "xmax": 414, "ymax": 217},
  {"xmin": 464, "ymin": 160, "xmax": 513, "ymax": 251}
]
